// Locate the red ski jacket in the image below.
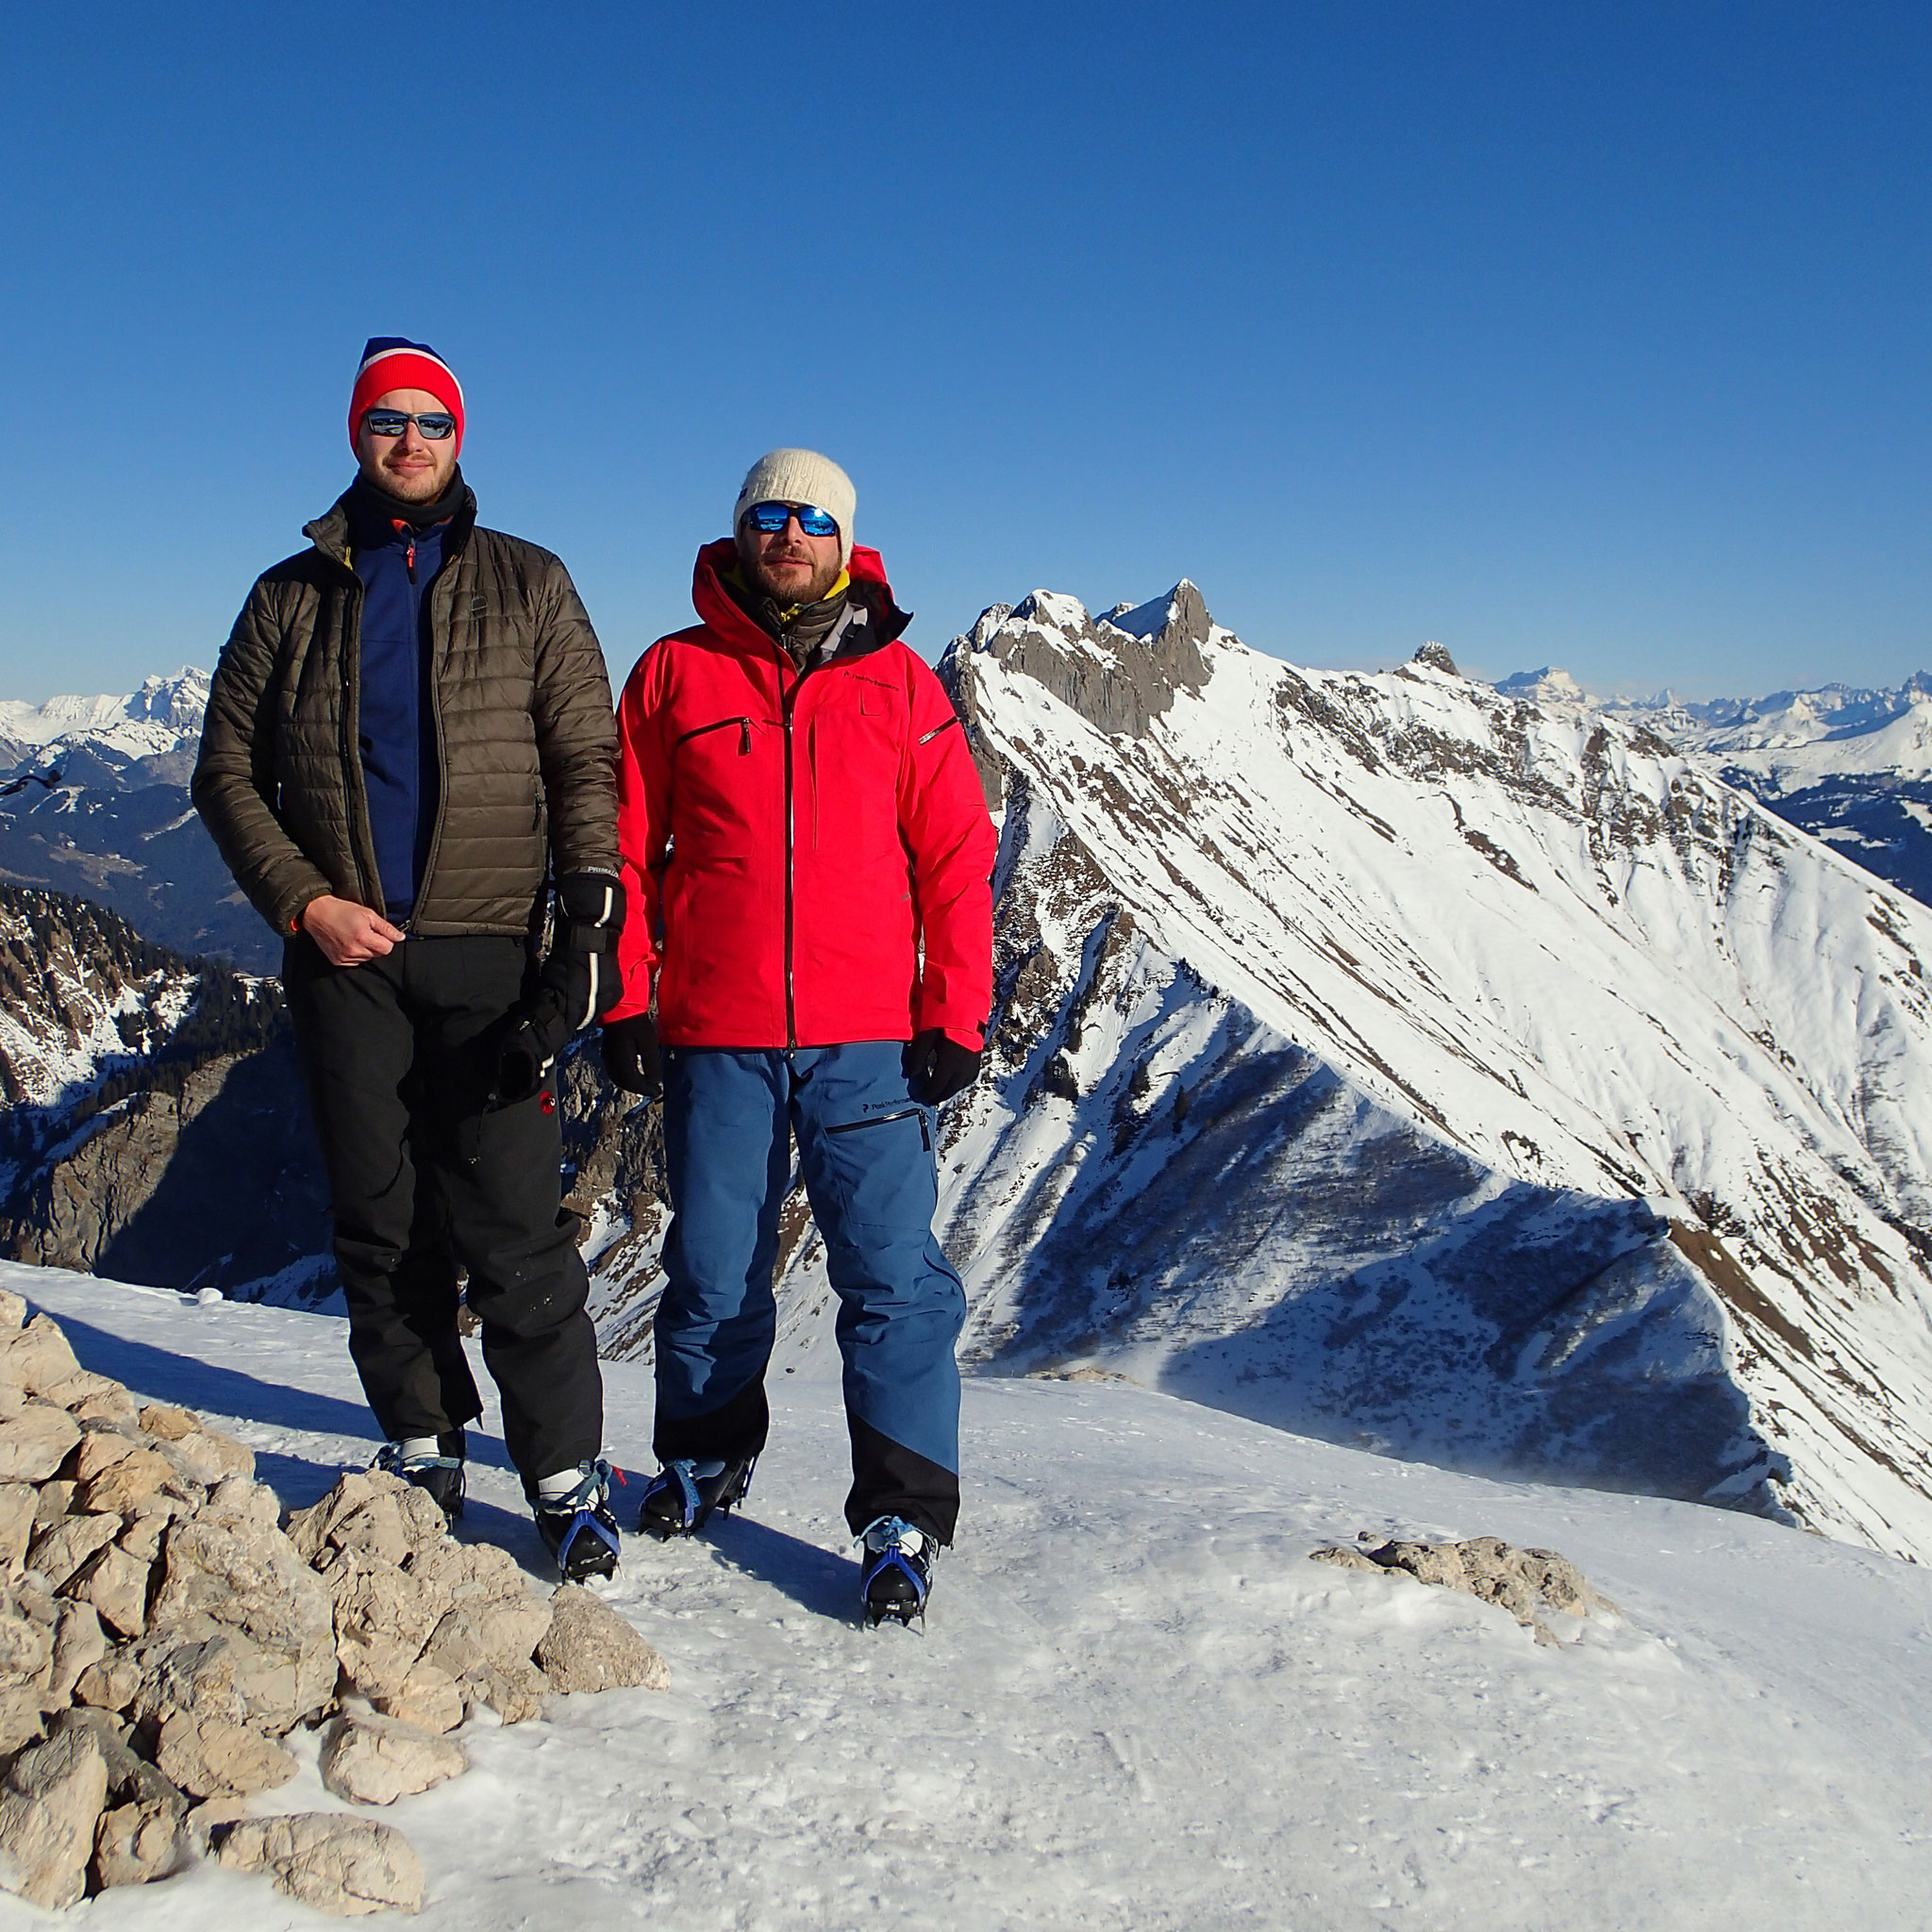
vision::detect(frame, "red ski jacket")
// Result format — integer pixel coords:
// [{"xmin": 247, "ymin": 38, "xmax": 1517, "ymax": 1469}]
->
[{"xmin": 610, "ymin": 541, "xmax": 997, "ymax": 1050}]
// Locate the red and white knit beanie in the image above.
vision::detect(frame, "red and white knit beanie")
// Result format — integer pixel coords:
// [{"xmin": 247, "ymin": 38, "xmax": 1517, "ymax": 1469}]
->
[{"xmin": 347, "ymin": 337, "xmax": 466, "ymax": 455}]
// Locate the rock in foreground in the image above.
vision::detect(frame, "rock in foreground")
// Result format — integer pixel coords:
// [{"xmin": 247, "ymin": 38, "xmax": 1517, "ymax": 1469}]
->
[
  {"xmin": 0, "ymin": 1298, "xmax": 671, "ymax": 1914},
  {"xmin": 215, "ymin": 1812, "xmax": 424, "ymax": 1916},
  {"xmin": 1310, "ymin": 1533, "xmax": 1621, "ymax": 1645}
]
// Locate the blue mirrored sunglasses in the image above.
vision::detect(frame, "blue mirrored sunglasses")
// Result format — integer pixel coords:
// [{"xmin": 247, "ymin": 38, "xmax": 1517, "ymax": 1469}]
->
[
  {"xmin": 361, "ymin": 408, "xmax": 457, "ymax": 441},
  {"xmin": 744, "ymin": 500, "xmax": 840, "ymax": 539}
]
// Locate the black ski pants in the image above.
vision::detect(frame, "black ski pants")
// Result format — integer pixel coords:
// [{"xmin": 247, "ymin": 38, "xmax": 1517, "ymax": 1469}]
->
[{"xmin": 282, "ymin": 931, "xmax": 603, "ymax": 1489}]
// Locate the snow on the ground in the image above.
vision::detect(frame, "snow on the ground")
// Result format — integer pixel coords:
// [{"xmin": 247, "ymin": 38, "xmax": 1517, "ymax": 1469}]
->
[{"xmin": 8, "ymin": 1260, "xmax": 1931, "ymax": 1931}]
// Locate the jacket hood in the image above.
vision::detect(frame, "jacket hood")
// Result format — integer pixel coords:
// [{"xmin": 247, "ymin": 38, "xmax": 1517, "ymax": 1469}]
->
[{"xmin": 691, "ymin": 538, "xmax": 908, "ymax": 656}]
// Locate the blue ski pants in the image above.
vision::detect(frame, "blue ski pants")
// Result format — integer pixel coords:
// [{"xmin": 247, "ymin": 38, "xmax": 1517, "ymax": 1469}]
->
[{"xmin": 654, "ymin": 1041, "xmax": 967, "ymax": 1542}]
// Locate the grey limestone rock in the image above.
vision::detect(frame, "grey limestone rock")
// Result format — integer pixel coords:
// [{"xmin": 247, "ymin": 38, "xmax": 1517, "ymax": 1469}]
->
[
  {"xmin": 1310, "ymin": 1533, "xmax": 1622, "ymax": 1646},
  {"xmin": 75, "ymin": 1442, "xmax": 177, "ymax": 1516},
  {"xmin": 0, "ymin": 1401, "xmax": 80, "ymax": 1483},
  {"xmin": 92, "ymin": 1798, "xmax": 181, "ymax": 1890},
  {"xmin": 152, "ymin": 1706, "xmax": 298, "ymax": 1799},
  {"xmin": 215, "ymin": 1810, "xmax": 425, "ymax": 1917},
  {"xmin": 54, "ymin": 1707, "xmax": 189, "ymax": 1890},
  {"xmin": 139, "ymin": 1404, "xmax": 255, "ymax": 1485},
  {"xmin": 0, "ymin": 1686, "xmax": 46, "ymax": 1756},
  {"xmin": 0, "ymin": 1721, "xmax": 109, "ymax": 1908},
  {"xmin": 458, "ymin": 1654, "xmax": 549, "ymax": 1725},
  {"xmin": 536, "ymin": 1585, "xmax": 671, "ymax": 1694},
  {"xmin": 25, "ymin": 1509, "xmax": 122, "ymax": 1593},
  {"xmin": 317, "ymin": 1709, "xmax": 467, "ymax": 1806},
  {"xmin": 368, "ymin": 1663, "xmax": 464, "ymax": 1736},
  {"xmin": 0, "ymin": 1315, "xmax": 82, "ymax": 1398},
  {"xmin": 72, "ymin": 1644, "xmax": 142, "ymax": 1715},
  {"xmin": 286, "ymin": 1468, "xmax": 446, "ymax": 1570},
  {"xmin": 132, "ymin": 1624, "xmax": 313, "ymax": 1738},
  {"xmin": 151, "ymin": 1499, "xmax": 335, "ymax": 1723},
  {"xmin": 973, "ymin": 582, "xmax": 1213, "ymax": 742},
  {"xmin": 421, "ymin": 1592, "xmax": 552, "ymax": 1684},
  {"xmin": 67, "ymin": 1540, "xmax": 153, "ymax": 1640},
  {"xmin": 48, "ymin": 1599, "xmax": 107, "ymax": 1700},
  {"xmin": 0, "ymin": 1483, "xmax": 31, "ymax": 1572},
  {"xmin": 0, "ymin": 1588, "xmax": 54, "ymax": 1690}
]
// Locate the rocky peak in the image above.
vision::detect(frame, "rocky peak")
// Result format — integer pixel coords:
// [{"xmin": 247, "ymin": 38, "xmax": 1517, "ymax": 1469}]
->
[
  {"xmin": 951, "ymin": 580, "xmax": 1214, "ymax": 741},
  {"xmin": 1410, "ymin": 641, "xmax": 1460, "ymax": 676}
]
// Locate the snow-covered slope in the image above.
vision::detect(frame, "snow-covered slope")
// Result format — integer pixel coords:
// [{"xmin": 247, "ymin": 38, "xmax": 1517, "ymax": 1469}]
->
[
  {"xmin": 9, "ymin": 1263, "xmax": 1931, "ymax": 1932},
  {"xmin": 889, "ymin": 588, "xmax": 1932, "ymax": 1562}
]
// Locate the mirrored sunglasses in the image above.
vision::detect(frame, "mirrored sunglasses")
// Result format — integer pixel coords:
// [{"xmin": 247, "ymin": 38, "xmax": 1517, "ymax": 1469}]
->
[
  {"xmin": 361, "ymin": 408, "xmax": 457, "ymax": 441},
  {"xmin": 744, "ymin": 500, "xmax": 840, "ymax": 539}
]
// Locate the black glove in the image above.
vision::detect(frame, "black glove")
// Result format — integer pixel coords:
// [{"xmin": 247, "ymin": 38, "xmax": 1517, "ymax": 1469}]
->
[
  {"xmin": 904, "ymin": 1028, "xmax": 982, "ymax": 1105},
  {"xmin": 496, "ymin": 872, "xmax": 626, "ymax": 1103},
  {"xmin": 601, "ymin": 1012, "xmax": 662, "ymax": 1099}
]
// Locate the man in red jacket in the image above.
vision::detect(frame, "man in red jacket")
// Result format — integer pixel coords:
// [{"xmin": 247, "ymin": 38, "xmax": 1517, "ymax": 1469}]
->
[{"xmin": 603, "ymin": 449, "xmax": 996, "ymax": 1624}]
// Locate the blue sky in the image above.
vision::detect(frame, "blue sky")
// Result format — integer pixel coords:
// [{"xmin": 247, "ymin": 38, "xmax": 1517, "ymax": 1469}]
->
[{"xmin": 1, "ymin": 3, "xmax": 1926, "ymax": 702}]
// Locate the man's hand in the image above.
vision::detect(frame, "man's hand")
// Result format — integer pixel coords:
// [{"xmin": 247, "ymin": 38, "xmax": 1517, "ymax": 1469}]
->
[
  {"xmin": 301, "ymin": 895, "xmax": 405, "ymax": 967},
  {"xmin": 601, "ymin": 1013, "xmax": 662, "ymax": 1098},
  {"xmin": 905, "ymin": 1028, "xmax": 982, "ymax": 1105}
]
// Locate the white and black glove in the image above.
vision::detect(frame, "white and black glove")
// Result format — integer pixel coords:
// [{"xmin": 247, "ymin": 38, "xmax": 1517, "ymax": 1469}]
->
[{"xmin": 496, "ymin": 872, "xmax": 626, "ymax": 1104}]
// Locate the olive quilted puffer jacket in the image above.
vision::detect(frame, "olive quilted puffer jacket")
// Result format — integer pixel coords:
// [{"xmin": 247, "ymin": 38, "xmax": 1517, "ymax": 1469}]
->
[{"xmin": 193, "ymin": 486, "xmax": 617, "ymax": 940}]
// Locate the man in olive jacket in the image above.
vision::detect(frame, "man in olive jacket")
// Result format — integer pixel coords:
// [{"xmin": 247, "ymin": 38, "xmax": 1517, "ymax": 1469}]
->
[{"xmin": 193, "ymin": 337, "xmax": 625, "ymax": 1579}]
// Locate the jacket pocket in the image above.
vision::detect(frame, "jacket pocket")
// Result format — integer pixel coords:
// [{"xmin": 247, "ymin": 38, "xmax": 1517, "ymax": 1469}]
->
[{"xmin": 675, "ymin": 716, "xmax": 754, "ymax": 755}]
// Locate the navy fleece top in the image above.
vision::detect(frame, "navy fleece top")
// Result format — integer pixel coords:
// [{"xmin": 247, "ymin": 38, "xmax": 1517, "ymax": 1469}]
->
[{"xmin": 350, "ymin": 501, "xmax": 445, "ymax": 919}]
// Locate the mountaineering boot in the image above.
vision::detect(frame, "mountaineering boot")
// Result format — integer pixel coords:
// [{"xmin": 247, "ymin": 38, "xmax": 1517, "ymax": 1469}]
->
[
  {"xmin": 858, "ymin": 1516, "xmax": 935, "ymax": 1627},
  {"xmin": 374, "ymin": 1433, "xmax": 466, "ymax": 1528},
  {"xmin": 637, "ymin": 1456, "xmax": 757, "ymax": 1540},
  {"xmin": 534, "ymin": 1459, "xmax": 623, "ymax": 1581}
]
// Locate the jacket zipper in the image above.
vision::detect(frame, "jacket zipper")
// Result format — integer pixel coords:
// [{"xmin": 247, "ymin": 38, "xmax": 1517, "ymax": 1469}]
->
[
  {"xmin": 335, "ymin": 575, "xmax": 379, "ymax": 912},
  {"xmin": 766, "ymin": 608, "xmax": 874, "ymax": 1048},
  {"xmin": 826, "ymin": 1107, "xmax": 931, "ymax": 1150},
  {"xmin": 412, "ymin": 527, "xmax": 466, "ymax": 924},
  {"xmin": 781, "ymin": 664, "xmax": 798, "ymax": 1046},
  {"xmin": 918, "ymin": 715, "xmax": 961, "ymax": 746}
]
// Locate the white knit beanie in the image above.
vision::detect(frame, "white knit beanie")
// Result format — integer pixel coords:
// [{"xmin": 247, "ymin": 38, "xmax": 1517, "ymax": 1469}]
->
[{"xmin": 734, "ymin": 449, "xmax": 857, "ymax": 568}]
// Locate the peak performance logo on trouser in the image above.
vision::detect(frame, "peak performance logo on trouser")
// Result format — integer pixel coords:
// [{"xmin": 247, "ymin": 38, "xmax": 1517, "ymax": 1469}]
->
[{"xmin": 651, "ymin": 1040, "xmax": 967, "ymax": 1545}]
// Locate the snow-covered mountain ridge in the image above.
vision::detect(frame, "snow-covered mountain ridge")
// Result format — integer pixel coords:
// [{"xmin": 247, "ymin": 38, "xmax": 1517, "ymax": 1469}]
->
[
  {"xmin": 847, "ymin": 585, "xmax": 1932, "ymax": 1562},
  {"xmin": 0, "ymin": 670, "xmax": 208, "ymax": 781}
]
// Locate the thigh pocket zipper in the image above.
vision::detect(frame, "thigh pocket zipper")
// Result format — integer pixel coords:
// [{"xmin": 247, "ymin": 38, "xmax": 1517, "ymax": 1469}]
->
[{"xmin": 826, "ymin": 1107, "xmax": 931, "ymax": 1151}]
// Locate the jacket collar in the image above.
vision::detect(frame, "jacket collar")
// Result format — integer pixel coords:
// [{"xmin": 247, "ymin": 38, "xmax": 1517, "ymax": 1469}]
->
[
  {"xmin": 691, "ymin": 538, "xmax": 910, "ymax": 661},
  {"xmin": 305, "ymin": 478, "xmax": 479, "ymax": 575}
]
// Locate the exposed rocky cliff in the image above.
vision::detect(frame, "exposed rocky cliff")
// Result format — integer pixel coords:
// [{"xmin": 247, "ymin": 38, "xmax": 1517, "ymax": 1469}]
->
[{"xmin": 0, "ymin": 889, "xmax": 328, "ymax": 1301}]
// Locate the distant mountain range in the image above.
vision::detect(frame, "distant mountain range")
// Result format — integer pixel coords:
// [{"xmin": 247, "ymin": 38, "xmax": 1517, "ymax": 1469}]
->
[
  {"xmin": 1500, "ymin": 665, "xmax": 1932, "ymax": 905},
  {"xmin": 0, "ymin": 670, "xmax": 270, "ymax": 967}
]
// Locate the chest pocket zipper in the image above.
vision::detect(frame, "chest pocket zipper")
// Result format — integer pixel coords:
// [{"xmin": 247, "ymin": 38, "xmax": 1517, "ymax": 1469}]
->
[{"xmin": 675, "ymin": 717, "xmax": 754, "ymax": 755}]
